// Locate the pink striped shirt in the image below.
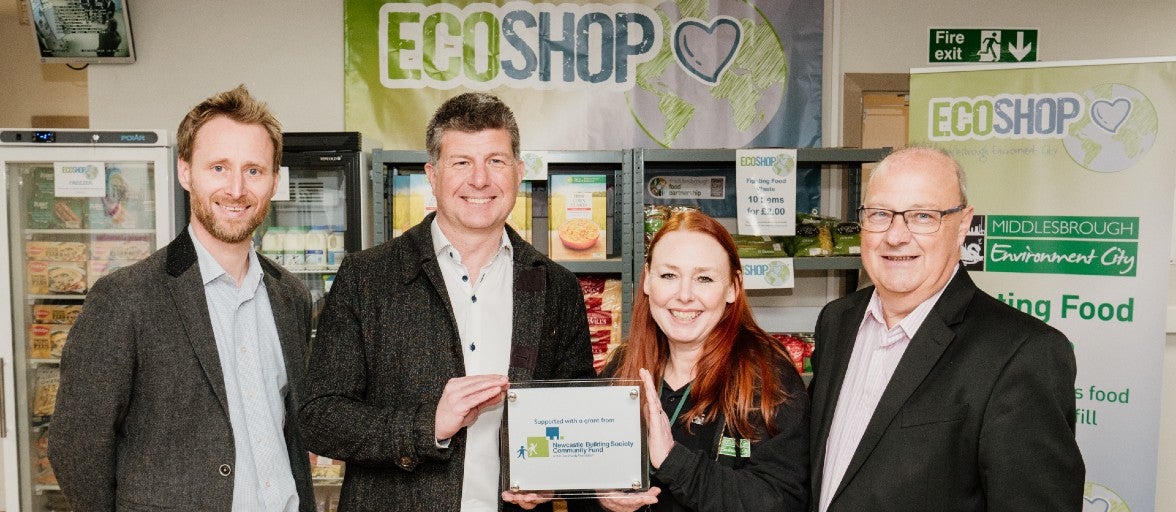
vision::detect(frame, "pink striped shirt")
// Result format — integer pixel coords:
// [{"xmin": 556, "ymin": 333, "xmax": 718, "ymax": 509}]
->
[{"xmin": 818, "ymin": 274, "xmax": 952, "ymax": 512}]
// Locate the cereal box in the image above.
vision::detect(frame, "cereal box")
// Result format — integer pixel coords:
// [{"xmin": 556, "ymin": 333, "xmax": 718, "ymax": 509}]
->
[{"xmin": 549, "ymin": 175, "xmax": 607, "ymax": 260}]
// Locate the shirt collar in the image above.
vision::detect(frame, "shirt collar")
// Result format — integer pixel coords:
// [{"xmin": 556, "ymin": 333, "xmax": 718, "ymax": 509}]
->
[
  {"xmin": 865, "ymin": 264, "xmax": 959, "ymax": 346},
  {"xmin": 188, "ymin": 224, "xmax": 263, "ymax": 290},
  {"xmin": 429, "ymin": 218, "xmax": 513, "ymax": 264}
]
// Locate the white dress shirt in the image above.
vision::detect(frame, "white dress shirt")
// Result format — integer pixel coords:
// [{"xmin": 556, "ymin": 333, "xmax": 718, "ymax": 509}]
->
[
  {"xmin": 431, "ymin": 221, "xmax": 514, "ymax": 512},
  {"xmin": 818, "ymin": 267, "xmax": 955, "ymax": 512},
  {"xmin": 191, "ymin": 227, "xmax": 298, "ymax": 512}
]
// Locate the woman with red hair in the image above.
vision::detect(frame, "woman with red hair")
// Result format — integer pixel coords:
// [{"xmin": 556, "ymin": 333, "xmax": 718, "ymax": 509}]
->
[{"xmin": 597, "ymin": 209, "xmax": 809, "ymax": 512}]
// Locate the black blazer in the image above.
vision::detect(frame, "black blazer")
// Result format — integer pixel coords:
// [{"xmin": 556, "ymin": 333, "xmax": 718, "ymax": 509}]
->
[
  {"xmin": 299, "ymin": 213, "xmax": 595, "ymax": 511},
  {"xmin": 808, "ymin": 267, "xmax": 1084, "ymax": 511},
  {"xmin": 50, "ymin": 229, "xmax": 315, "ymax": 511}
]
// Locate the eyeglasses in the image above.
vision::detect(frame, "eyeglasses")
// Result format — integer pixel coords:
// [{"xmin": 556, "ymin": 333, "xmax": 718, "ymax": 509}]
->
[
  {"xmin": 441, "ymin": 156, "xmax": 517, "ymax": 173},
  {"xmin": 857, "ymin": 205, "xmax": 967, "ymax": 234}
]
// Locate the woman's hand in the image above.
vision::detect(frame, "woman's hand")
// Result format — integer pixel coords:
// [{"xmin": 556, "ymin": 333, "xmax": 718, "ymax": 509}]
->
[
  {"xmin": 640, "ymin": 368, "xmax": 675, "ymax": 468},
  {"xmin": 598, "ymin": 487, "xmax": 661, "ymax": 512},
  {"xmin": 500, "ymin": 490, "xmax": 554, "ymax": 510}
]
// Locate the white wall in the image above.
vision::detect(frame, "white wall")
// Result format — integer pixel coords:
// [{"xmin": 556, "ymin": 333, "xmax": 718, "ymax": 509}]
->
[
  {"xmin": 87, "ymin": 0, "xmax": 343, "ymax": 133},
  {"xmin": 0, "ymin": 0, "xmax": 87, "ymax": 127},
  {"xmin": 28, "ymin": 1, "xmax": 1176, "ymax": 511}
]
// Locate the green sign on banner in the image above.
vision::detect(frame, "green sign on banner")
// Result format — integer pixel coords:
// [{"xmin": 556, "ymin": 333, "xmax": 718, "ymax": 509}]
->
[{"xmin": 929, "ymin": 29, "xmax": 1038, "ymax": 63}]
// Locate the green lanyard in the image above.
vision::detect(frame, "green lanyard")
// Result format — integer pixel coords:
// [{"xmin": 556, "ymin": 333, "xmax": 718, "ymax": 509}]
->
[{"xmin": 660, "ymin": 380, "xmax": 693, "ymax": 426}]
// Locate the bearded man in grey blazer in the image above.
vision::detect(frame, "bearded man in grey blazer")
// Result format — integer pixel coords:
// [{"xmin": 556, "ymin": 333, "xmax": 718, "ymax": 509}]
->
[
  {"xmin": 50, "ymin": 85, "xmax": 315, "ymax": 511},
  {"xmin": 300, "ymin": 92, "xmax": 594, "ymax": 512}
]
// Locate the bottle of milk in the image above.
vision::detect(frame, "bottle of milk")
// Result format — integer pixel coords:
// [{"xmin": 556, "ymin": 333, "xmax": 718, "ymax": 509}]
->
[
  {"xmin": 285, "ymin": 227, "xmax": 307, "ymax": 270},
  {"xmin": 260, "ymin": 226, "xmax": 286, "ymax": 265},
  {"xmin": 305, "ymin": 226, "xmax": 328, "ymax": 270},
  {"xmin": 326, "ymin": 228, "xmax": 346, "ymax": 267}
]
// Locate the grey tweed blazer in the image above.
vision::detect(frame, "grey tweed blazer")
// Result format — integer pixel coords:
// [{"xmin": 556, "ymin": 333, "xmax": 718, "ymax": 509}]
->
[
  {"xmin": 49, "ymin": 229, "xmax": 316, "ymax": 511},
  {"xmin": 300, "ymin": 213, "xmax": 595, "ymax": 512}
]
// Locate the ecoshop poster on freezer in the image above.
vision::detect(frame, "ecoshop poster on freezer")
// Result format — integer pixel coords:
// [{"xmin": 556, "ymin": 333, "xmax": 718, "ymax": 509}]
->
[
  {"xmin": 341, "ymin": 0, "xmax": 822, "ymax": 151},
  {"xmin": 910, "ymin": 57, "xmax": 1176, "ymax": 511}
]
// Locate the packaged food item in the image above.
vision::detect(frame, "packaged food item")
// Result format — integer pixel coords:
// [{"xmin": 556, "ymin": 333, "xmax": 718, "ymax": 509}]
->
[
  {"xmin": 88, "ymin": 260, "xmax": 135, "ymax": 289},
  {"xmin": 29, "ymin": 261, "xmax": 86, "ymax": 294},
  {"xmin": 507, "ymin": 182, "xmax": 532, "ymax": 243},
  {"xmin": 29, "ymin": 323, "xmax": 71, "ymax": 359},
  {"xmin": 772, "ymin": 333, "xmax": 808, "ymax": 374},
  {"xmin": 28, "ymin": 167, "xmax": 87, "ymax": 229},
  {"xmin": 643, "ymin": 204, "xmax": 669, "ymax": 250},
  {"xmin": 86, "ymin": 164, "xmax": 153, "ymax": 229},
  {"xmin": 309, "ymin": 452, "xmax": 345, "ymax": 479},
  {"xmin": 90, "ymin": 238, "xmax": 152, "ymax": 261},
  {"xmin": 305, "ymin": 226, "xmax": 329, "ymax": 269},
  {"xmin": 34, "ymin": 430, "xmax": 56, "ymax": 486},
  {"xmin": 32, "ymin": 366, "xmax": 60, "ymax": 421},
  {"xmin": 791, "ymin": 223, "xmax": 826, "ymax": 257},
  {"xmin": 32, "ymin": 304, "xmax": 83, "ymax": 324},
  {"xmin": 261, "ymin": 227, "xmax": 286, "ymax": 265},
  {"xmin": 326, "ymin": 228, "xmax": 346, "ymax": 267},
  {"xmin": 732, "ymin": 234, "xmax": 790, "ymax": 258},
  {"xmin": 284, "ymin": 227, "xmax": 308, "ymax": 270},
  {"xmin": 832, "ymin": 222, "xmax": 861, "ymax": 255},
  {"xmin": 391, "ymin": 173, "xmax": 436, "ymax": 237},
  {"xmin": 579, "ymin": 276, "xmax": 623, "ymax": 373},
  {"xmin": 26, "ymin": 241, "xmax": 87, "ymax": 261},
  {"xmin": 549, "ymin": 175, "xmax": 607, "ymax": 260}
]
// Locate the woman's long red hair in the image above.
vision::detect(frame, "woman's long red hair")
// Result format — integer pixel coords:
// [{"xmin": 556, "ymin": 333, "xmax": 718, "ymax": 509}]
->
[{"xmin": 612, "ymin": 210, "xmax": 794, "ymax": 439}]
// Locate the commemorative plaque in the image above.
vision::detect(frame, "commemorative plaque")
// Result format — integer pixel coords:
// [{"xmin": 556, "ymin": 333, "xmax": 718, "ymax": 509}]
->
[{"xmin": 502, "ymin": 379, "xmax": 648, "ymax": 498}]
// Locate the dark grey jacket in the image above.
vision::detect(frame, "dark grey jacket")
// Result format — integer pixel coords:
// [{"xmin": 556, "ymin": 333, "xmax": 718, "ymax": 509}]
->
[
  {"xmin": 49, "ymin": 229, "xmax": 316, "ymax": 511},
  {"xmin": 299, "ymin": 213, "xmax": 595, "ymax": 512},
  {"xmin": 809, "ymin": 267, "xmax": 1084, "ymax": 511}
]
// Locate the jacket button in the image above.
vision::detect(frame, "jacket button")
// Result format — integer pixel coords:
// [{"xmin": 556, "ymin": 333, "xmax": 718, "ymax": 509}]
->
[
  {"xmin": 219, "ymin": 464, "xmax": 232, "ymax": 476},
  {"xmin": 399, "ymin": 456, "xmax": 412, "ymax": 468}
]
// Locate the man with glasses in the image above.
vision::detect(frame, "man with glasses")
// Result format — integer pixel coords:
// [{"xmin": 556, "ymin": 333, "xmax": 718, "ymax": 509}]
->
[
  {"xmin": 808, "ymin": 147, "xmax": 1084, "ymax": 511},
  {"xmin": 299, "ymin": 92, "xmax": 594, "ymax": 511}
]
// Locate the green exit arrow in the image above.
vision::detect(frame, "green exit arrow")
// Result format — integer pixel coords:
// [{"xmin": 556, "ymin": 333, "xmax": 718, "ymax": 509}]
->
[{"xmin": 929, "ymin": 29, "xmax": 1038, "ymax": 63}]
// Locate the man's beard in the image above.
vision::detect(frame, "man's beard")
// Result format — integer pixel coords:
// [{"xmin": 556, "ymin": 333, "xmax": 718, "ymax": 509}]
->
[{"xmin": 190, "ymin": 193, "xmax": 270, "ymax": 244}]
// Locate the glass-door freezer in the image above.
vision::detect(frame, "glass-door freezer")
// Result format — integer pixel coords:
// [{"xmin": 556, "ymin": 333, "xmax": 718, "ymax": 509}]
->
[{"xmin": 0, "ymin": 129, "xmax": 174, "ymax": 512}]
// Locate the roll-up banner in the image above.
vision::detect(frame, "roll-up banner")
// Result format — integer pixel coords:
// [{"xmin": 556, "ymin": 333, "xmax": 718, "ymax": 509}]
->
[{"xmin": 911, "ymin": 57, "xmax": 1176, "ymax": 511}]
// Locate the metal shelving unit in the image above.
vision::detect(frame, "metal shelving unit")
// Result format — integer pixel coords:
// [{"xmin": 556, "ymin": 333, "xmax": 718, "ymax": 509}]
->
[{"xmin": 633, "ymin": 147, "xmax": 890, "ymax": 309}]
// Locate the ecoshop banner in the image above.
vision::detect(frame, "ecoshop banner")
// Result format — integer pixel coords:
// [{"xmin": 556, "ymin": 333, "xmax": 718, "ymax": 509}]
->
[
  {"xmin": 342, "ymin": 0, "xmax": 822, "ymax": 150},
  {"xmin": 910, "ymin": 57, "xmax": 1176, "ymax": 511}
]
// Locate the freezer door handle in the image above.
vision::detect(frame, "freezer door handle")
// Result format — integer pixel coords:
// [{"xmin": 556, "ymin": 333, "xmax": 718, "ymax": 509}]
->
[{"xmin": 0, "ymin": 358, "xmax": 5, "ymax": 438}]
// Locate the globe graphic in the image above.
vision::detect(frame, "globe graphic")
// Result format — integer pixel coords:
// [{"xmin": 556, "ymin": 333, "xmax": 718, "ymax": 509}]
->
[
  {"xmin": 1062, "ymin": 83, "xmax": 1157, "ymax": 173},
  {"xmin": 627, "ymin": 0, "xmax": 787, "ymax": 148},
  {"xmin": 1082, "ymin": 482, "xmax": 1129, "ymax": 512}
]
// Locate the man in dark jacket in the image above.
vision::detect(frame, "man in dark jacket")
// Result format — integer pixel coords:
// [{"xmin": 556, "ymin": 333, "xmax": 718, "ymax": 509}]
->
[
  {"xmin": 50, "ymin": 85, "xmax": 315, "ymax": 511},
  {"xmin": 300, "ymin": 92, "xmax": 594, "ymax": 511}
]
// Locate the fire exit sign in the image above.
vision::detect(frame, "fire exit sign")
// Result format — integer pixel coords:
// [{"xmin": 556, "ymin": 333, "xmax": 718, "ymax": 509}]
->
[{"xmin": 929, "ymin": 29, "xmax": 1038, "ymax": 63}]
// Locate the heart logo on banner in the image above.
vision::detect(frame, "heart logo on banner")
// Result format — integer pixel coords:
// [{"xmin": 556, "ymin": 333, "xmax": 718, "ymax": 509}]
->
[
  {"xmin": 1081, "ymin": 497, "xmax": 1109, "ymax": 512},
  {"xmin": 1090, "ymin": 98, "xmax": 1131, "ymax": 133},
  {"xmin": 673, "ymin": 16, "xmax": 742, "ymax": 84}
]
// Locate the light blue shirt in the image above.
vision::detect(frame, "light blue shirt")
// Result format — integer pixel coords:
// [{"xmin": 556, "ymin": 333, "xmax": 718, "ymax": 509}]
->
[{"xmin": 190, "ymin": 226, "xmax": 299, "ymax": 512}]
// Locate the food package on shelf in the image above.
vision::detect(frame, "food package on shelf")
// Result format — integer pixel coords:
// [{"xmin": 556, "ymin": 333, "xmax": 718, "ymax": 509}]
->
[
  {"xmin": 771, "ymin": 333, "xmax": 814, "ymax": 374},
  {"xmin": 579, "ymin": 275, "xmax": 622, "ymax": 373},
  {"xmin": 32, "ymin": 304, "xmax": 83, "ymax": 324},
  {"xmin": 309, "ymin": 452, "xmax": 345, "ymax": 479},
  {"xmin": 32, "ymin": 366, "xmax": 60, "ymax": 425},
  {"xmin": 29, "ymin": 323, "xmax": 71, "ymax": 359},
  {"xmin": 550, "ymin": 175, "xmax": 607, "ymax": 260},
  {"xmin": 26, "ymin": 241, "xmax": 87, "ymax": 262},
  {"xmin": 832, "ymin": 222, "xmax": 861, "ymax": 256}
]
